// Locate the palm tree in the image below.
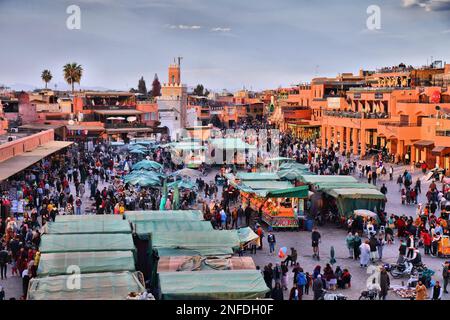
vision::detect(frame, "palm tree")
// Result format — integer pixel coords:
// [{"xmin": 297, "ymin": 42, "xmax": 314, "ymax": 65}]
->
[
  {"xmin": 41, "ymin": 70, "xmax": 52, "ymax": 89},
  {"xmin": 63, "ymin": 63, "xmax": 83, "ymax": 93}
]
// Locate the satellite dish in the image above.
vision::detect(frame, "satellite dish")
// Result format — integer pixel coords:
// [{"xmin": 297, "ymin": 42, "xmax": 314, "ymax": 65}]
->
[{"xmin": 68, "ymin": 120, "xmax": 75, "ymax": 125}]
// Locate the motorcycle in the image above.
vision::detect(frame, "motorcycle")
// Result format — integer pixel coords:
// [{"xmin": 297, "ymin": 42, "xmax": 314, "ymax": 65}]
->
[
  {"xmin": 318, "ymin": 289, "xmax": 347, "ymax": 301},
  {"xmin": 358, "ymin": 289, "xmax": 379, "ymax": 300},
  {"xmin": 389, "ymin": 261, "xmax": 425, "ymax": 279}
]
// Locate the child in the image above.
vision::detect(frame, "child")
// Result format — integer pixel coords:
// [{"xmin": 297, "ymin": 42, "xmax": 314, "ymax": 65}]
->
[
  {"xmin": 305, "ymin": 272, "xmax": 311, "ymax": 295},
  {"xmin": 11, "ymin": 259, "xmax": 18, "ymax": 276}
]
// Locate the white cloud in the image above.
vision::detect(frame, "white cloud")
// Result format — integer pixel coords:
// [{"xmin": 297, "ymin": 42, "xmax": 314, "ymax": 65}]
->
[
  {"xmin": 166, "ymin": 24, "xmax": 202, "ymax": 30},
  {"xmin": 443, "ymin": 29, "xmax": 450, "ymax": 33},
  {"xmin": 402, "ymin": 0, "xmax": 450, "ymax": 11},
  {"xmin": 211, "ymin": 27, "xmax": 231, "ymax": 32}
]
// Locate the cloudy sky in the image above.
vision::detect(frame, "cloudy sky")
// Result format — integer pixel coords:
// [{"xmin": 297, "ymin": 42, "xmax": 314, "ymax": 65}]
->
[{"xmin": 0, "ymin": 0, "xmax": 449, "ymax": 91}]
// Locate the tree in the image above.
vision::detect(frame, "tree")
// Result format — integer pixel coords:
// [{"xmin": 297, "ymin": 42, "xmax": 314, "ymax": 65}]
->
[
  {"xmin": 193, "ymin": 84, "xmax": 206, "ymax": 96},
  {"xmin": 63, "ymin": 63, "xmax": 83, "ymax": 93},
  {"xmin": 210, "ymin": 114, "xmax": 222, "ymax": 128},
  {"xmin": 41, "ymin": 70, "xmax": 52, "ymax": 89},
  {"xmin": 138, "ymin": 76, "xmax": 147, "ymax": 95},
  {"xmin": 151, "ymin": 74, "xmax": 161, "ymax": 97}
]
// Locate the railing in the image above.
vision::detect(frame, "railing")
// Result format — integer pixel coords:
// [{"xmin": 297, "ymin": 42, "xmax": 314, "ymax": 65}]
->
[
  {"xmin": 83, "ymin": 105, "xmax": 136, "ymax": 110},
  {"xmin": 436, "ymin": 130, "xmax": 450, "ymax": 137},
  {"xmin": 378, "ymin": 121, "xmax": 419, "ymax": 127},
  {"xmin": 323, "ymin": 110, "xmax": 390, "ymax": 119},
  {"xmin": 104, "ymin": 122, "xmax": 149, "ymax": 129}
]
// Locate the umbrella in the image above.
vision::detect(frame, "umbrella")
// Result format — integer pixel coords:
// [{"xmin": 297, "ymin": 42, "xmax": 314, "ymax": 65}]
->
[
  {"xmin": 159, "ymin": 180, "xmax": 168, "ymax": 211},
  {"xmin": 130, "ymin": 149, "xmax": 146, "ymax": 155},
  {"xmin": 330, "ymin": 246, "xmax": 336, "ymax": 265},
  {"xmin": 168, "ymin": 180, "xmax": 197, "ymax": 190},
  {"xmin": 132, "ymin": 160, "xmax": 163, "ymax": 171},
  {"xmin": 170, "ymin": 168, "xmax": 202, "ymax": 179},
  {"xmin": 128, "ymin": 144, "xmax": 147, "ymax": 150},
  {"xmin": 172, "ymin": 184, "xmax": 180, "ymax": 210},
  {"xmin": 278, "ymin": 247, "xmax": 287, "ymax": 259}
]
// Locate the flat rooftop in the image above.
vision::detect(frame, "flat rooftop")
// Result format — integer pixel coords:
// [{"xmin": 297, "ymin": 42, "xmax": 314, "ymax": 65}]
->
[{"xmin": 0, "ymin": 140, "xmax": 73, "ymax": 181}]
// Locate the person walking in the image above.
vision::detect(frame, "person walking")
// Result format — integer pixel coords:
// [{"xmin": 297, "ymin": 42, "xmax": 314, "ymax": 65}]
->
[
  {"xmin": 430, "ymin": 281, "xmax": 443, "ymax": 300},
  {"xmin": 377, "ymin": 233, "xmax": 385, "ymax": 260},
  {"xmin": 359, "ymin": 240, "xmax": 371, "ymax": 268},
  {"xmin": 345, "ymin": 232, "xmax": 354, "ymax": 259},
  {"xmin": 443, "ymin": 262, "xmax": 450, "ymax": 294},
  {"xmin": 379, "ymin": 267, "xmax": 390, "ymax": 300},
  {"xmin": 312, "ymin": 275, "xmax": 324, "ymax": 300},
  {"xmin": 311, "ymin": 227, "xmax": 321, "ymax": 260},
  {"xmin": 415, "ymin": 281, "xmax": 428, "ymax": 300},
  {"xmin": 267, "ymin": 231, "xmax": 276, "ymax": 255},
  {"xmin": 353, "ymin": 233, "xmax": 362, "ymax": 260},
  {"xmin": 0, "ymin": 247, "xmax": 9, "ymax": 280}
]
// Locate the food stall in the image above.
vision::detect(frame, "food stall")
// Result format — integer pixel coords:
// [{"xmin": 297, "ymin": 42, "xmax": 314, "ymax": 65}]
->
[{"xmin": 229, "ymin": 173, "xmax": 309, "ymax": 229}]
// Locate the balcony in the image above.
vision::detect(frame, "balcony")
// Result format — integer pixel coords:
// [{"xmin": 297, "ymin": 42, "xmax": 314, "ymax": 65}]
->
[
  {"xmin": 104, "ymin": 122, "xmax": 149, "ymax": 129},
  {"xmin": 436, "ymin": 130, "xmax": 450, "ymax": 137},
  {"xmin": 323, "ymin": 110, "xmax": 390, "ymax": 119},
  {"xmin": 83, "ymin": 105, "xmax": 136, "ymax": 111},
  {"xmin": 378, "ymin": 121, "xmax": 419, "ymax": 127}
]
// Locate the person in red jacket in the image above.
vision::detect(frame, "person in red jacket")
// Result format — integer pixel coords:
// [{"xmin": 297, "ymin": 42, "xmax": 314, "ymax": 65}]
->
[{"xmin": 421, "ymin": 231, "xmax": 432, "ymax": 255}]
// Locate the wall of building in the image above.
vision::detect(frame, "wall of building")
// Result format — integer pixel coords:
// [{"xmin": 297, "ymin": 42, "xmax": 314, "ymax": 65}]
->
[{"xmin": 0, "ymin": 129, "xmax": 54, "ymax": 162}]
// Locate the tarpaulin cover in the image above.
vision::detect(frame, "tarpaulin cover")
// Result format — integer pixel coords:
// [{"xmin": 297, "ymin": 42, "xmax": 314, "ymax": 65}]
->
[
  {"xmin": 125, "ymin": 210, "xmax": 204, "ymax": 222},
  {"xmin": 158, "ymin": 256, "xmax": 256, "ymax": 272},
  {"xmin": 237, "ymin": 227, "xmax": 259, "ymax": 245},
  {"xmin": 158, "ymin": 270, "xmax": 269, "ymax": 300},
  {"xmin": 265, "ymin": 186, "xmax": 309, "ymax": 198},
  {"xmin": 44, "ymin": 220, "xmax": 132, "ymax": 234},
  {"xmin": 279, "ymin": 162, "xmax": 310, "ymax": 171},
  {"xmin": 299, "ymin": 175, "xmax": 358, "ymax": 184},
  {"xmin": 156, "ymin": 247, "xmax": 234, "ymax": 257},
  {"xmin": 37, "ymin": 251, "xmax": 136, "ymax": 277},
  {"xmin": 55, "ymin": 214, "xmax": 123, "ymax": 222},
  {"xmin": 242, "ymin": 180, "xmax": 294, "ymax": 190},
  {"xmin": 133, "ymin": 220, "xmax": 213, "ymax": 240},
  {"xmin": 151, "ymin": 230, "xmax": 241, "ymax": 251},
  {"xmin": 314, "ymin": 182, "xmax": 377, "ymax": 191},
  {"xmin": 236, "ymin": 172, "xmax": 280, "ymax": 181},
  {"xmin": 277, "ymin": 169, "xmax": 312, "ymax": 180},
  {"xmin": 325, "ymin": 188, "xmax": 386, "ymax": 218},
  {"xmin": 39, "ymin": 233, "xmax": 135, "ymax": 253},
  {"xmin": 27, "ymin": 271, "xmax": 145, "ymax": 300}
]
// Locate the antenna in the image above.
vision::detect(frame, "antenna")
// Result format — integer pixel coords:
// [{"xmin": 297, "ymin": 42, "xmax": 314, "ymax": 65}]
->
[{"xmin": 177, "ymin": 56, "xmax": 183, "ymax": 66}]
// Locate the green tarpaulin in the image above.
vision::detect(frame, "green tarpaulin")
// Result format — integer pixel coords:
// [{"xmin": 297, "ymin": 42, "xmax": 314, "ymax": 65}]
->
[
  {"xmin": 241, "ymin": 180, "xmax": 294, "ymax": 190},
  {"xmin": 266, "ymin": 185, "xmax": 309, "ymax": 198},
  {"xmin": 236, "ymin": 227, "xmax": 259, "ymax": 245},
  {"xmin": 44, "ymin": 220, "xmax": 131, "ymax": 234},
  {"xmin": 151, "ymin": 230, "xmax": 241, "ymax": 251},
  {"xmin": 37, "ymin": 251, "xmax": 136, "ymax": 277},
  {"xmin": 55, "ymin": 214, "xmax": 123, "ymax": 222},
  {"xmin": 325, "ymin": 188, "xmax": 386, "ymax": 218},
  {"xmin": 236, "ymin": 172, "xmax": 280, "ymax": 181},
  {"xmin": 156, "ymin": 247, "xmax": 234, "ymax": 257},
  {"xmin": 314, "ymin": 182, "xmax": 377, "ymax": 191},
  {"xmin": 27, "ymin": 271, "xmax": 145, "ymax": 300},
  {"xmin": 299, "ymin": 175, "xmax": 358, "ymax": 184},
  {"xmin": 158, "ymin": 270, "xmax": 269, "ymax": 300},
  {"xmin": 39, "ymin": 233, "xmax": 135, "ymax": 253},
  {"xmin": 125, "ymin": 210, "xmax": 204, "ymax": 222},
  {"xmin": 133, "ymin": 220, "xmax": 213, "ymax": 240}
]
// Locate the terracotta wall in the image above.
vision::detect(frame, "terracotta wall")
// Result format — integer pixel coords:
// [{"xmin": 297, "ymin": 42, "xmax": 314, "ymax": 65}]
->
[{"xmin": 0, "ymin": 129, "xmax": 54, "ymax": 162}]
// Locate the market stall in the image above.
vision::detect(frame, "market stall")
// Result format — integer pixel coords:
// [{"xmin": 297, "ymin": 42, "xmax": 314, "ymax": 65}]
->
[
  {"xmin": 324, "ymin": 188, "xmax": 386, "ymax": 218},
  {"xmin": 27, "ymin": 271, "xmax": 145, "ymax": 300},
  {"xmin": 37, "ymin": 251, "xmax": 136, "ymax": 277},
  {"xmin": 42, "ymin": 219, "xmax": 132, "ymax": 235},
  {"xmin": 158, "ymin": 270, "xmax": 269, "ymax": 300}
]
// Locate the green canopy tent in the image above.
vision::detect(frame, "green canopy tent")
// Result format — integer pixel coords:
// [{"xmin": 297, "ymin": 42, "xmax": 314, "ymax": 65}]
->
[
  {"xmin": 279, "ymin": 162, "xmax": 310, "ymax": 171},
  {"xmin": 124, "ymin": 210, "xmax": 204, "ymax": 223},
  {"xmin": 151, "ymin": 230, "xmax": 240, "ymax": 249},
  {"xmin": 277, "ymin": 169, "xmax": 312, "ymax": 181},
  {"xmin": 235, "ymin": 172, "xmax": 280, "ymax": 181},
  {"xmin": 158, "ymin": 270, "xmax": 269, "ymax": 300},
  {"xmin": 39, "ymin": 233, "xmax": 135, "ymax": 253},
  {"xmin": 313, "ymin": 182, "xmax": 377, "ymax": 192},
  {"xmin": 167, "ymin": 180, "xmax": 197, "ymax": 190},
  {"xmin": 43, "ymin": 220, "xmax": 132, "ymax": 235},
  {"xmin": 37, "ymin": 251, "xmax": 136, "ymax": 277},
  {"xmin": 132, "ymin": 160, "xmax": 163, "ymax": 171},
  {"xmin": 55, "ymin": 214, "xmax": 123, "ymax": 223},
  {"xmin": 299, "ymin": 175, "xmax": 358, "ymax": 184},
  {"xmin": 133, "ymin": 220, "xmax": 213, "ymax": 240},
  {"xmin": 324, "ymin": 188, "xmax": 386, "ymax": 218},
  {"xmin": 27, "ymin": 271, "xmax": 145, "ymax": 300}
]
